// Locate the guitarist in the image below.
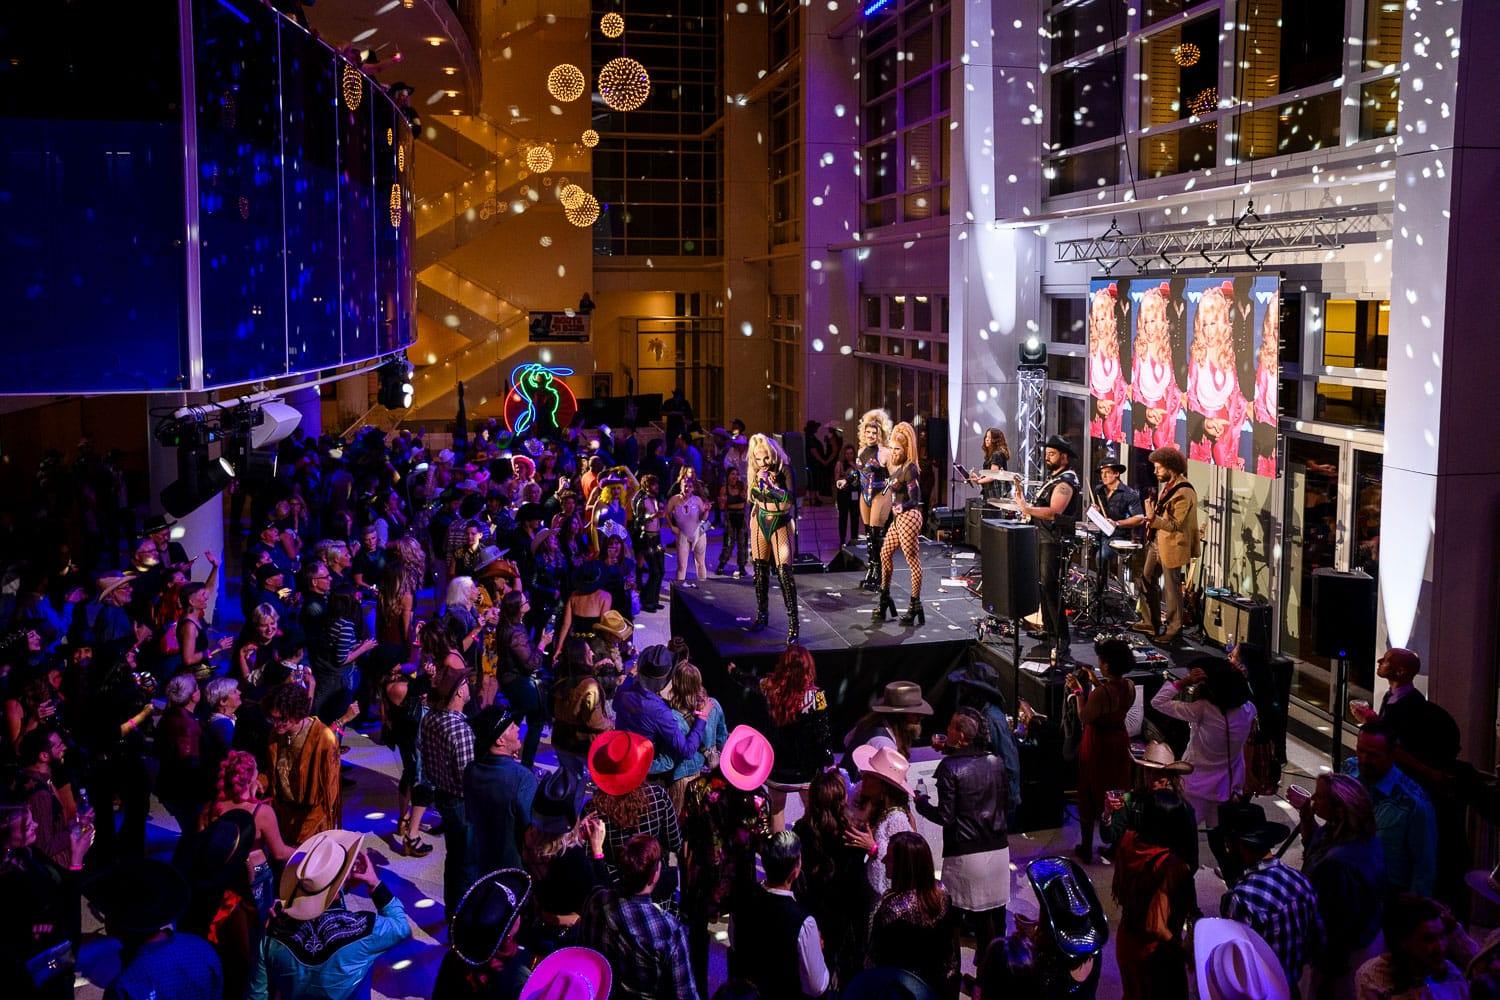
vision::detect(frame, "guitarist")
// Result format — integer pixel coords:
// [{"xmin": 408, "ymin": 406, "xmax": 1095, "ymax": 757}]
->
[
  {"xmin": 1020, "ymin": 434, "xmax": 1082, "ymax": 658},
  {"xmin": 1134, "ymin": 446, "xmax": 1200, "ymax": 645}
]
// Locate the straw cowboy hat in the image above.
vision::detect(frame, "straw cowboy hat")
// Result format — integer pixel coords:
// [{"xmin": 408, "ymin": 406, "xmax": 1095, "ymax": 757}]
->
[
  {"xmin": 595, "ymin": 610, "xmax": 634, "ymax": 643},
  {"xmin": 1131, "ymin": 740, "xmax": 1194, "ymax": 775},
  {"xmin": 587, "ymin": 730, "xmax": 653, "ymax": 797},
  {"xmin": 95, "ymin": 570, "xmax": 136, "ymax": 602},
  {"xmin": 720, "ymin": 725, "xmax": 775, "ymax": 791},
  {"xmin": 278, "ymin": 829, "xmax": 366, "ymax": 920},
  {"xmin": 1194, "ymin": 918, "xmax": 1289, "ymax": 1000},
  {"xmin": 521, "ymin": 946, "xmax": 614, "ymax": 1000},
  {"xmin": 853, "ymin": 744, "xmax": 910, "ymax": 794}
]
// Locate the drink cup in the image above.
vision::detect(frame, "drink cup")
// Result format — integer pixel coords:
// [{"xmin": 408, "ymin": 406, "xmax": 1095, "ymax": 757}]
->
[
  {"xmin": 931, "ymin": 733, "xmax": 948, "ymax": 751},
  {"xmin": 1286, "ymin": 784, "xmax": 1312, "ymax": 810}
]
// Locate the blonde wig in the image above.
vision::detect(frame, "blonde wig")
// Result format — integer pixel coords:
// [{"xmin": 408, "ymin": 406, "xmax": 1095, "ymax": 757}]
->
[
  {"xmin": 860, "ymin": 408, "xmax": 894, "ymax": 443},
  {"xmin": 747, "ymin": 433, "xmax": 791, "ymax": 472}
]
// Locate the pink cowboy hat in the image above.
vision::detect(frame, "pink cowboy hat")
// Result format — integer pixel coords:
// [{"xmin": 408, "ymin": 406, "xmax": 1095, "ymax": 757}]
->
[
  {"xmin": 719, "ymin": 725, "xmax": 775, "ymax": 791},
  {"xmin": 522, "ymin": 946, "xmax": 613, "ymax": 1000}
]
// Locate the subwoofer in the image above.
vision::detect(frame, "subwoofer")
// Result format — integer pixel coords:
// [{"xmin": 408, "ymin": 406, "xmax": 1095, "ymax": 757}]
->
[
  {"xmin": 981, "ymin": 520, "xmax": 1039, "ymax": 619},
  {"xmin": 1312, "ymin": 569, "xmax": 1376, "ymax": 662}
]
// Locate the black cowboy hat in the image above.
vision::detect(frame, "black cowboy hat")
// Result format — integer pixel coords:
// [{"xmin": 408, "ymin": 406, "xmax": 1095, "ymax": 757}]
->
[
  {"xmin": 450, "ymin": 869, "xmax": 533, "ymax": 966},
  {"xmin": 1044, "ymin": 434, "xmax": 1077, "ymax": 458},
  {"xmin": 531, "ymin": 767, "xmax": 583, "ymax": 835},
  {"xmin": 571, "ymin": 561, "xmax": 603, "ymax": 595},
  {"xmin": 84, "ymin": 859, "xmax": 192, "ymax": 934}
]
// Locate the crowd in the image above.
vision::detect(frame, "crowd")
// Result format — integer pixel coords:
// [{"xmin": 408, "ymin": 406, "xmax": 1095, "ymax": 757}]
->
[{"xmin": 0, "ymin": 418, "xmax": 1494, "ymax": 1000}]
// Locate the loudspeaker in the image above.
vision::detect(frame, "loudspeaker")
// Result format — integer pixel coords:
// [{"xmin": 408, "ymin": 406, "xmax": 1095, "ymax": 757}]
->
[
  {"xmin": 1312, "ymin": 569, "xmax": 1376, "ymax": 661},
  {"xmin": 1203, "ymin": 592, "xmax": 1271, "ymax": 650},
  {"xmin": 981, "ymin": 520, "xmax": 1039, "ymax": 619},
  {"xmin": 965, "ymin": 498, "xmax": 986, "ymax": 547},
  {"xmin": 778, "ymin": 431, "xmax": 805, "ymax": 497}
]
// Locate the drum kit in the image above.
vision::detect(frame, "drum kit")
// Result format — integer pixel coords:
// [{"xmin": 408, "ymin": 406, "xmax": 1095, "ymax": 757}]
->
[{"xmin": 1063, "ymin": 524, "xmax": 1142, "ymax": 630}]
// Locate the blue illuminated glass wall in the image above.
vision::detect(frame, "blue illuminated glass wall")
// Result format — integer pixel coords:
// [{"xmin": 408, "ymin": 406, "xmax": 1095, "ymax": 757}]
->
[{"xmin": 0, "ymin": 0, "xmax": 414, "ymax": 394}]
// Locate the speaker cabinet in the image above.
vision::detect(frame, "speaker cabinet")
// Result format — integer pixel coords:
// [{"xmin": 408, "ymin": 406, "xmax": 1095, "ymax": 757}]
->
[
  {"xmin": 981, "ymin": 520, "xmax": 1039, "ymax": 619},
  {"xmin": 1312, "ymin": 569, "xmax": 1376, "ymax": 661},
  {"xmin": 1203, "ymin": 592, "xmax": 1271, "ymax": 651},
  {"xmin": 965, "ymin": 498, "xmax": 986, "ymax": 547}
]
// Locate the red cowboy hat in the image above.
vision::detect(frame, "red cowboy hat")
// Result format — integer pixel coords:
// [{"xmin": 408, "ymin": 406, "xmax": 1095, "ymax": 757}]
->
[{"xmin": 587, "ymin": 731, "xmax": 654, "ymax": 797}]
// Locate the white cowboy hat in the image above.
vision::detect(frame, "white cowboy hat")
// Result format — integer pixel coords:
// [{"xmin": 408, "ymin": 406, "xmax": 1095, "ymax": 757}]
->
[
  {"xmin": 1194, "ymin": 918, "xmax": 1289, "ymax": 1000},
  {"xmin": 278, "ymin": 830, "xmax": 366, "ymax": 921},
  {"xmin": 853, "ymin": 744, "xmax": 910, "ymax": 794}
]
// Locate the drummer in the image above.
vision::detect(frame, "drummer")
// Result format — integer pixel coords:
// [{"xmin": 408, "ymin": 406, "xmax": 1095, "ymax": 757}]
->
[{"xmin": 1094, "ymin": 460, "xmax": 1147, "ymax": 588}]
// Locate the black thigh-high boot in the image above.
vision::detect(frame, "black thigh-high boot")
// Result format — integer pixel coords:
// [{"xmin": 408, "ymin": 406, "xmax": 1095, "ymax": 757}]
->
[
  {"xmin": 862, "ymin": 525, "xmax": 884, "ymax": 590},
  {"xmin": 747, "ymin": 559, "xmax": 771, "ymax": 631},
  {"xmin": 778, "ymin": 563, "xmax": 799, "ymax": 644}
]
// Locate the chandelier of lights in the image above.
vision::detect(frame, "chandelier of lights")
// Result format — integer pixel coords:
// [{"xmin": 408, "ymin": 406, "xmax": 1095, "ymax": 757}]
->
[
  {"xmin": 598, "ymin": 57, "xmax": 650, "ymax": 112},
  {"xmin": 559, "ymin": 183, "xmax": 586, "ymax": 209},
  {"xmin": 1188, "ymin": 87, "xmax": 1218, "ymax": 118},
  {"xmin": 600, "ymin": 12, "xmax": 624, "ymax": 38},
  {"xmin": 525, "ymin": 143, "xmax": 555, "ymax": 172},
  {"xmin": 389, "ymin": 185, "xmax": 402, "ymax": 228},
  {"xmin": 547, "ymin": 63, "xmax": 586, "ymax": 102},
  {"xmin": 565, "ymin": 192, "xmax": 600, "ymax": 227},
  {"xmin": 581, "ymin": 129, "xmax": 600, "ymax": 147},
  {"xmin": 342, "ymin": 64, "xmax": 363, "ymax": 111},
  {"xmin": 1173, "ymin": 43, "xmax": 1200, "ymax": 67}
]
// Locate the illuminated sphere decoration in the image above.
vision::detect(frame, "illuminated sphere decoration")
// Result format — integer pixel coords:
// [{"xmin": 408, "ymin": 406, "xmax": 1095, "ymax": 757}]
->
[
  {"xmin": 547, "ymin": 63, "xmax": 586, "ymax": 102},
  {"xmin": 525, "ymin": 144, "xmax": 555, "ymax": 172},
  {"xmin": 398, "ymin": 144, "xmax": 406, "ymax": 172},
  {"xmin": 581, "ymin": 128, "xmax": 600, "ymax": 147},
  {"xmin": 341, "ymin": 64, "xmax": 363, "ymax": 111},
  {"xmin": 1173, "ymin": 43, "xmax": 1201, "ymax": 68},
  {"xmin": 386, "ymin": 127, "xmax": 393, "ymax": 145},
  {"xmin": 565, "ymin": 192, "xmax": 600, "ymax": 228},
  {"xmin": 559, "ymin": 183, "xmax": 586, "ymax": 209},
  {"xmin": 598, "ymin": 57, "xmax": 651, "ymax": 112},
  {"xmin": 389, "ymin": 184, "xmax": 402, "ymax": 229},
  {"xmin": 1188, "ymin": 86, "xmax": 1218, "ymax": 118},
  {"xmin": 600, "ymin": 13, "xmax": 624, "ymax": 38}
]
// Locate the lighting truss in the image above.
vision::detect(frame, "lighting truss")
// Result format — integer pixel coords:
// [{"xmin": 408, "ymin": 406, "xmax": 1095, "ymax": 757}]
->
[
  {"xmin": 1054, "ymin": 209, "xmax": 1349, "ymax": 273},
  {"xmin": 1016, "ymin": 367, "xmax": 1048, "ymax": 502}
]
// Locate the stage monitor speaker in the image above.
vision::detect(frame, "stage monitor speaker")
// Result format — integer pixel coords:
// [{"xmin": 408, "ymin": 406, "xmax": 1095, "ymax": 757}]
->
[
  {"xmin": 1203, "ymin": 592, "xmax": 1271, "ymax": 651},
  {"xmin": 1312, "ymin": 569, "xmax": 1376, "ymax": 661},
  {"xmin": 981, "ymin": 519, "xmax": 1039, "ymax": 619},
  {"xmin": 965, "ymin": 498, "xmax": 986, "ymax": 547},
  {"xmin": 778, "ymin": 431, "xmax": 805, "ymax": 498}
]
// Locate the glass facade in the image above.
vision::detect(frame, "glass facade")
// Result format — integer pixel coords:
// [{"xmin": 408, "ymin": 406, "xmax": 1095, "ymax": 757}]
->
[{"xmin": 857, "ymin": 293, "xmax": 948, "ymax": 426}]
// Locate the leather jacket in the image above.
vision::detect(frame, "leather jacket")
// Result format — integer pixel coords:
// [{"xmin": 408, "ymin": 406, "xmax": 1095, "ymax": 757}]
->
[{"xmin": 914, "ymin": 747, "xmax": 1009, "ymax": 857}]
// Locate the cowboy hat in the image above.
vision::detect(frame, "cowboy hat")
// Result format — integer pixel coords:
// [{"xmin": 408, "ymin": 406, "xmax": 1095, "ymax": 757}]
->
[
  {"xmin": 571, "ymin": 562, "xmax": 603, "ymax": 595},
  {"xmin": 1044, "ymin": 434, "xmax": 1076, "ymax": 458},
  {"xmin": 435, "ymin": 448, "xmax": 456, "ymax": 464},
  {"xmin": 473, "ymin": 546, "xmax": 516, "ymax": 579},
  {"xmin": 472, "ymin": 704, "xmax": 520, "ymax": 750},
  {"xmin": 595, "ymin": 610, "xmax": 634, "ymax": 643},
  {"xmin": 853, "ymin": 744, "xmax": 910, "ymax": 794},
  {"xmin": 588, "ymin": 730, "xmax": 654, "ymax": 797},
  {"xmin": 720, "ymin": 726, "xmax": 775, "ymax": 791},
  {"xmin": 531, "ymin": 527, "xmax": 557, "ymax": 554},
  {"xmin": 522, "ymin": 946, "xmax": 614, "ymax": 1000},
  {"xmin": 1194, "ymin": 918, "xmax": 1289, "ymax": 1000},
  {"xmin": 870, "ymin": 680, "xmax": 933, "ymax": 716},
  {"xmin": 95, "ymin": 570, "xmax": 136, "ymax": 602},
  {"xmin": 1099, "ymin": 461, "xmax": 1127, "ymax": 475},
  {"xmin": 451, "ymin": 869, "xmax": 534, "ymax": 966},
  {"xmin": 841, "ymin": 967, "xmax": 938, "ymax": 1000},
  {"xmin": 187, "ymin": 809, "xmax": 255, "ymax": 890},
  {"xmin": 1131, "ymin": 740, "xmax": 1194, "ymax": 775},
  {"xmin": 84, "ymin": 859, "xmax": 192, "ymax": 934},
  {"xmin": 517, "ymin": 503, "xmax": 545, "ymax": 524},
  {"xmin": 1466, "ymin": 861, "xmax": 1500, "ymax": 909},
  {"xmin": 254, "ymin": 563, "xmax": 286, "ymax": 587},
  {"xmin": 141, "ymin": 514, "xmax": 175, "ymax": 535},
  {"xmin": 1226, "ymin": 818, "xmax": 1291, "ymax": 854},
  {"xmin": 431, "ymin": 666, "xmax": 470, "ymax": 707},
  {"xmin": 532, "ymin": 766, "xmax": 583, "ymax": 836},
  {"xmin": 278, "ymin": 829, "xmax": 366, "ymax": 920},
  {"xmin": 635, "ymin": 644, "xmax": 677, "ymax": 693},
  {"xmin": 1026, "ymin": 856, "xmax": 1108, "ymax": 958}
]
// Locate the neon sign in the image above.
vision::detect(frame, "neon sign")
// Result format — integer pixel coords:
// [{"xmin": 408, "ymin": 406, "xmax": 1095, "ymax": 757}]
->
[{"xmin": 503, "ymin": 363, "xmax": 578, "ymax": 434}]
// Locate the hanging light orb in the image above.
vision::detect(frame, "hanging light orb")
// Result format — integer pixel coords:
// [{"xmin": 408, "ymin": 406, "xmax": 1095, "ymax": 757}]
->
[
  {"xmin": 1172, "ymin": 43, "xmax": 1201, "ymax": 67},
  {"xmin": 600, "ymin": 13, "xmax": 624, "ymax": 38},
  {"xmin": 565, "ymin": 192, "xmax": 600, "ymax": 227},
  {"xmin": 398, "ymin": 144, "xmax": 406, "ymax": 172},
  {"xmin": 547, "ymin": 63, "xmax": 587, "ymax": 102},
  {"xmin": 341, "ymin": 64, "xmax": 363, "ymax": 111},
  {"xmin": 559, "ymin": 183, "xmax": 586, "ymax": 209},
  {"xmin": 598, "ymin": 57, "xmax": 650, "ymax": 112},
  {"xmin": 386, "ymin": 127, "xmax": 394, "ymax": 145},
  {"xmin": 1188, "ymin": 86, "xmax": 1218, "ymax": 118},
  {"xmin": 389, "ymin": 184, "xmax": 402, "ymax": 228},
  {"xmin": 525, "ymin": 143, "xmax": 555, "ymax": 172},
  {"xmin": 581, "ymin": 129, "xmax": 600, "ymax": 147}
]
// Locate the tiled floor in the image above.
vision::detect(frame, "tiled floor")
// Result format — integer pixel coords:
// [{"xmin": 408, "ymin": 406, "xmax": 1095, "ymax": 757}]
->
[{"xmin": 75, "ymin": 503, "xmax": 1335, "ymax": 999}]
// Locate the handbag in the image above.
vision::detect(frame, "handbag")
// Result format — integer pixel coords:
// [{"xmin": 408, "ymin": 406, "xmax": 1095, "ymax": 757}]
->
[
  {"xmin": 24, "ymin": 941, "xmax": 74, "ymax": 990},
  {"xmin": 1241, "ymin": 716, "xmax": 1278, "ymax": 797}
]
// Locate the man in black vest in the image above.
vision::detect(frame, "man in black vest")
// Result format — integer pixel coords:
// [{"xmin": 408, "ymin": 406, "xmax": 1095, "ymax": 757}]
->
[
  {"xmin": 1020, "ymin": 434, "xmax": 1082, "ymax": 658},
  {"xmin": 730, "ymin": 831, "xmax": 830, "ymax": 997}
]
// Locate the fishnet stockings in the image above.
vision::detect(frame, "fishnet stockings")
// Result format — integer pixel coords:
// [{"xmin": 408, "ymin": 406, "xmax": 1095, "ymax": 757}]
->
[{"xmin": 880, "ymin": 508, "xmax": 923, "ymax": 598}]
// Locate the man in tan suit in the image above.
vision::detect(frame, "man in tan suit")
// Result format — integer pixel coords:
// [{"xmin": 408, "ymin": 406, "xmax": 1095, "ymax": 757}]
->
[{"xmin": 1133, "ymin": 445, "xmax": 1199, "ymax": 644}]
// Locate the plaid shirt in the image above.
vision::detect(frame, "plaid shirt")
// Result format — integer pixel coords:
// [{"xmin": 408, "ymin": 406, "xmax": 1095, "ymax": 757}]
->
[
  {"xmin": 1221, "ymin": 857, "xmax": 1325, "ymax": 981},
  {"xmin": 576, "ymin": 887, "xmax": 700, "ymax": 1000},
  {"xmin": 587, "ymin": 782, "xmax": 683, "ymax": 881},
  {"xmin": 419, "ymin": 708, "xmax": 474, "ymax": 797}
]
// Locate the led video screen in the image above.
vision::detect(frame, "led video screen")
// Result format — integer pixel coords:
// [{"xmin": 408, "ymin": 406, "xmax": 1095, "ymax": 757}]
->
[{"xmin": 1088, "ymin": 273, "xmax": 1280, "ymax": 477}]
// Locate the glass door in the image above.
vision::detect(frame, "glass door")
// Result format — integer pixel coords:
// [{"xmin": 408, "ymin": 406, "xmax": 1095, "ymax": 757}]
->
[{"xmin": 1279, "ymin": 436, "xmax": 1343, "ymax": 714}]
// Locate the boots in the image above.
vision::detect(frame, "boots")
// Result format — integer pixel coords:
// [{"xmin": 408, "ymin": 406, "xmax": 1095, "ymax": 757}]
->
[
  {"xmin": 861, "ymin": 526, "xmax": 884, "ymax": 590},
  {"xmin": 900, "ymin": 596, "xmax": 926, "ymax": 627},
  {"xmin": 747, "ymin": 559, "xmax": 771, "ymax": 632},
  {"xmin": 871, "ymin": 585, "xmax": 897, "ymax": 623},
  {"xmin": 779, "ymin": 564, "xmax": 800, "ymax": 644}
]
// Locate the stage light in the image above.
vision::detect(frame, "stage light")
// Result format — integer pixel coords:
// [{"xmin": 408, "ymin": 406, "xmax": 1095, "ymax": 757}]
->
[
  {"xmin": 159, "ymin": 423, "xmax": 233, "ymax": 517},
  {"xmin": 250, "ymin": 400, "xmax": 302, "ymax": 449},
  {"xmin": 1019, "ymin": 337, "xmax": 1047, "ymax": 367},
  {"xmin": 378, "ymin": 356, "xmax": 415, "ymax": 409}
]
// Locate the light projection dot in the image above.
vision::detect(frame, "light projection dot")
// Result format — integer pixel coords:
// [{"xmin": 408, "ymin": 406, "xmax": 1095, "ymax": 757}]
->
[
  {"xmin": 539, "ymin": 235, "xmax": 552, "ymax": 247},
  {"xmin": 741, "ymin": 322, "xmax": 754, "ymax": 337},
  {"xmin": 557, "ymin": 265, "xmax": 567, "ymax": 277},
  {"xmin": 840, "ymin": 345, "xmax": 853, "ymax": 355},
  {"xmin": 812, "ymin": 338, "xmax": 825, "ymax": 352},
  {"xmin": 810, "ymin": 260, "xmax": 823, "ymax": 270}
]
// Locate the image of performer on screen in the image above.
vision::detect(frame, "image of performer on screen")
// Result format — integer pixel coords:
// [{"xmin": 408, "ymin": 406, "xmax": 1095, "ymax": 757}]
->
[
  {"xmin": 872, "ymin": 421, "xmax": 926, "ymax": 628},
  {"xmin": 1135, "ymin": 445, "xmax": 1200, "ymax": 645},
  {"xmin": 1020, "ymin": 434, "xmax": 1082, "ymax": 657},
  {"xmin": 1186, "ymin": 279, "xmax": 1250, "ymax": 470},
  {"xmin": 967, "ymin": 427, "xmax": 1012, "ymax": 502},
  {"xmin": 1132, "ymin": 281, "xmax": 1185, "ymax": 452},
  {"xmin": 1088, "ymin": 282, "xmax": 1130, "ymax": 444},
  {"xmin": 1252, "ymin": 288, "xmax": 1280, "ymax": 478},
  {"xmin": 746, "ymin": 433, "xmax": 800, "ymax": 644},
  {"xmin": 853, "ymin": 409, "xmax": 894, "ymax": 592}
]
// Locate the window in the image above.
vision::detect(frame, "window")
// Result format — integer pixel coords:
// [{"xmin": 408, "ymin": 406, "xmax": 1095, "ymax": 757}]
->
[
  {"xmin": 1052, "ymin": 57, "xmax": 1125, "ymax": 150},
  {"xmin": 769, "ymin": 82, "xmax": 802, "ymax": 245},
  {"xmin": 1139, "ymin": 14, "xmax": 1220, "ymax": 129},
  {"xmin": 860, "ymin": 0, "xmax": 951, "ymax": 229},
  {"xmin": 770, "ymin": 294, "xmax": 802, "ymax": 430},
  {"xmin": 1323, "ymin": 300, "xmax": 1389, "ymax": 370},
  {"xmin": 1049, "ymin": 0, "xmax": 1127, "ymax": 63},
  {"xmin": 856, "ymin": 291, "xmax": 948, "ymax": 421}
]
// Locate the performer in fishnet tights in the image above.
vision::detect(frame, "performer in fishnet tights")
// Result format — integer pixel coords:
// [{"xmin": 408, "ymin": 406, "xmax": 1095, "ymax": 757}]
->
[{"xmin": 872, "ymin": 421, "xmax": 925, "ymax": 627}]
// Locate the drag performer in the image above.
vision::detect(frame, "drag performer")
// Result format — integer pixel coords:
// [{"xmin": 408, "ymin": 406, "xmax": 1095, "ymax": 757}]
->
[
  {"xmin": 666, "ymin": 466, "xmax": 710, "ymax": 585},
  {"xmin": 854, "ymin": 409, "xmax": 894, "ymax": 591},
  {"xmin": 1019, "ymin": 435, "xmax": 1082, "ymax": 657},
  {"xmin": 872, "ymin": 421, "xmax": 925, "ymax": 626},
  {"xmin": 632, "ymin": 474, "xmax": 666, "ymax": 612},
  {"xmin": 746, "ymin": 433, "xmax": 800, "ymax": 644}
]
